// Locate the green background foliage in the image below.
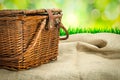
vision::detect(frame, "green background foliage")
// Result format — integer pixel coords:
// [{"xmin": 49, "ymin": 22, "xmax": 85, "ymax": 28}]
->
[{"xmin": 0, "ymin": 0, "xmax": 120, "ymax": 35}]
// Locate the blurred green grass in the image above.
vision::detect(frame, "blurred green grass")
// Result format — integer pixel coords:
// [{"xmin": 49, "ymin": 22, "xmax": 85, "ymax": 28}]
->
[
  {"xmin": 0, "ymin": 0, "xmax": 120, "ymax": 36},
  {"xmin": 60, "ymin": 26, "xmax": 120, "ymax": 36}
]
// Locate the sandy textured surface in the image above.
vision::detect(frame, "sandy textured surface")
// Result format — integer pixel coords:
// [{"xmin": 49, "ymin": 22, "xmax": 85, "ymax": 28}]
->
[{"xmin": 0, "ymin": 33, "xmax": 120, "ymax": 80}]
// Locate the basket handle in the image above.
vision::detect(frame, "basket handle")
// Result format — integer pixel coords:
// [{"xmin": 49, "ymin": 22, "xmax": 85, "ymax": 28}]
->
[
  {"xmin": 59, "ymin": 23, "xmax": 69, "ymax": 40},
  {"xmin": 0, "ymin": 9, "xmax": 69, "ymax": 61},
  {"xmin": 0, "ymin": 19, "xmax": 46, "ymax": 61},
  {"xmin": 46, "ymin": 9, "xmax": 69, "ymax": 40}
]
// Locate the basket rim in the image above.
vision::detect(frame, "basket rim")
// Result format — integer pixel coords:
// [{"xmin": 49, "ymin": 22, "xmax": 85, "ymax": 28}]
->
[{"xmin": 0, "ymin": 9, "xmax": 62, "ymax": 16}]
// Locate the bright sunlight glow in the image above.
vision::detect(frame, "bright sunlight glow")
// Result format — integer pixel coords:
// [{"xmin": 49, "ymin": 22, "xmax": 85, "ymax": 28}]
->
[{"xmin": 65, "ymin": 13, "xmax": 79, "ymax": 26}]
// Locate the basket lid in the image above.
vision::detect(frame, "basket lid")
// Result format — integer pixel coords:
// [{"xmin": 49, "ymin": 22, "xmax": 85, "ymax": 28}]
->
[{"xmin": 0, "ymin": 9, "xmax": 62, "ymax": 17}]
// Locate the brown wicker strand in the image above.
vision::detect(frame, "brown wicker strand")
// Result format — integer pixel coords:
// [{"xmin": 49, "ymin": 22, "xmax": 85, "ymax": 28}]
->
[{"xmin": 0, "ymin": 9, "xmax": 68, "ymax": 70}]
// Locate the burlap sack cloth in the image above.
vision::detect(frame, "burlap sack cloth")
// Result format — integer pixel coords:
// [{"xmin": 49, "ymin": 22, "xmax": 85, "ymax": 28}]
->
[{"xmin": 1, "ymin": 33, "xmax": 120, "ymax": 80}]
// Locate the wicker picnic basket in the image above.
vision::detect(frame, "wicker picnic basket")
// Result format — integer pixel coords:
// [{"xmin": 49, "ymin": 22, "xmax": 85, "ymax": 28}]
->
[{"xmin": 0, "ymin": 9, "xmax": 69, "ymax": 70}]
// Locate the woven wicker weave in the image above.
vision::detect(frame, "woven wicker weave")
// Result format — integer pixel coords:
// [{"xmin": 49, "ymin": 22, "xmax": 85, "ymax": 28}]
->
[{"xmin": 0, "ymin": 9, "xmax": 69, "ymax": 70}]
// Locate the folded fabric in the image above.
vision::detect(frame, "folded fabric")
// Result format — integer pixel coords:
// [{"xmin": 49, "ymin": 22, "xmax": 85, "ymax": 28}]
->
[
  {"xmin": 60, "ymin": 33, "xmax": 120, "ymax": 59},
  {"xmin": 0, "ymin": 33, "xmax": 120, "ymax": 80}
]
